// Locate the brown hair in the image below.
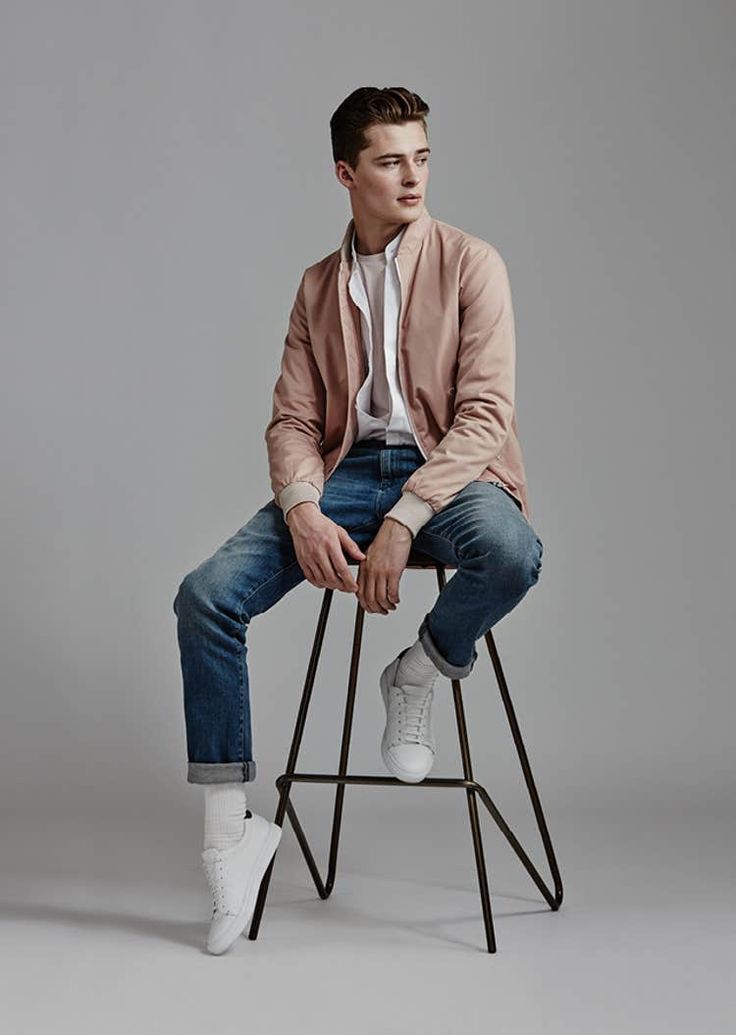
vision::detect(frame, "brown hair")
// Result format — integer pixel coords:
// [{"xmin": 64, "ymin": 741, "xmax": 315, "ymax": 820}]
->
[{"xmin": 330, "ymin": 86, "xmax": 430, "ymax": 170}]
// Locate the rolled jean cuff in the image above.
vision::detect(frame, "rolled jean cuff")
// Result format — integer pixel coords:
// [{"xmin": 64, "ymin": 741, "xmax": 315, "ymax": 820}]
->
[
  {"xmin": 187, "ymin": 760, "xmax": 257, "ymax": 784},
  {"xmin": 417, "ymin": 613, "xmax": 477, "ymax": 680}
]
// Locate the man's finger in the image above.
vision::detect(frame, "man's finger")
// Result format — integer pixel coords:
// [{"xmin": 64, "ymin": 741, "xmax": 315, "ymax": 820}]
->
[
  {"xmin": 376, "ymin": 574, "xmax": 393, "ymax": 612},
  {"xmin": 367, "ymin": 571, "xmax": 388, "ymax": 615},
  {"xmin": 363, "ymin": 571, "xmax": 376, "ymax": 613},
  {"xmin": 387, "ymin": 573, "xmax": 401, "ymax": 606},
  {"xmin": 329, "ymin": 546, "xmax": 357, "ymax": 590},
  {"xmin": 312, "ymin": 555, "xmax": 336, "ymax": 588}
]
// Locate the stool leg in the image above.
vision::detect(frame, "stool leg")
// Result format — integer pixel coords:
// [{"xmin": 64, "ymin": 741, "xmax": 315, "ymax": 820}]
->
[
  {"xmin": 278, "ymin": 596, "xmax": 365, "ymax": 897},
  {"xmin": 247, "ymin": 586, "xmax": 334, "ymax": 940},
  {"xmin": 483, "ymin": 627, "xmax": 564, "ymax": 906},
  {"xmin": 321, "ymin": 597, "xmax": 365, "ymax": 895},
  {"xmin": 436, "ymin": 566, "xmax": 498, "ymax": 953}
]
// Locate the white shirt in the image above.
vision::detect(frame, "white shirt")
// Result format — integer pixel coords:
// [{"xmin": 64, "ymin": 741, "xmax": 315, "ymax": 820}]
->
[{"xmin": 348, "ymin": 226, "xmax": 418, "ymax": 446}]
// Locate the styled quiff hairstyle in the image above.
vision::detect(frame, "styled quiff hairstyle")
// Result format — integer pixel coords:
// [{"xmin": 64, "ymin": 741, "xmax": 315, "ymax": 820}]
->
[{"xmin": 330, "ymin": 86, "xmax": 430, "ymax": 170}]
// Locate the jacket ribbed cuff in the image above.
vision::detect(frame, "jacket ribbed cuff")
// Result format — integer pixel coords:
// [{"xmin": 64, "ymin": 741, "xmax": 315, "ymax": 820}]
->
[
  {"xmin": 278, "ymin": 481, "xmax": 322, "ymax": 520},
  {"xmin": 383, "ymin": 491, "xmax": 435, "ymax": 538}
]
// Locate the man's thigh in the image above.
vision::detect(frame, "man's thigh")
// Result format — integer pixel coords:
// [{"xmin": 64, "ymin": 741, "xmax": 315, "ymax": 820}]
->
[
  {"xmin": 318, "ymin": 450, "xmax": 382, "ymax": 541},
  {"xmin": 414, "ymin": 480, "xmax": 543, "ymax": 573},
  {"xmin": 177, "ymin": 459, "xmax": 381, "ymax": 622}
]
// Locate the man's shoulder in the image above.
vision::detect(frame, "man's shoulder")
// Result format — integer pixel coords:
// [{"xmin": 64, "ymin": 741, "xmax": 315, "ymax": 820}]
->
[
  {"xmin": 429, "ymin": 217, "xmax": 507, "ymax": 271},
  {"xmin": 300, "ymin": 246, "xmax": 341, "ymax": 295}
]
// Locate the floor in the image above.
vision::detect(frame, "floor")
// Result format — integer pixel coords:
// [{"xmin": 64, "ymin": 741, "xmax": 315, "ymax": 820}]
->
[{"xmin": 1, "ymin": 795, "xmax": 732, "ymax": 1034}]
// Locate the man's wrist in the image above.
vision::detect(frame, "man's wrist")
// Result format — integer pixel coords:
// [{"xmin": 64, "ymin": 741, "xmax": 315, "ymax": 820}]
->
[
  {"xmin": 383, "ymin": 516, "xmax": 414, "ymax": 540},
  {"xmin": 285, "ymin": 500, "xmax": 320, "ymax": 527},
  {"xmin": 383, "ymin": 491, "xmax": 435, "ymax": 539}
]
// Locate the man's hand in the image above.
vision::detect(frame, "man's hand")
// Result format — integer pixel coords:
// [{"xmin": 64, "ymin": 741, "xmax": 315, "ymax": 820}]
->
[
  {"xmin": 286, "ymin": 502, "xmax": 365, "ymax": 592},
  {"xmin": 356, "ymin": 517, "xmax": 413, "ymax": 614}
]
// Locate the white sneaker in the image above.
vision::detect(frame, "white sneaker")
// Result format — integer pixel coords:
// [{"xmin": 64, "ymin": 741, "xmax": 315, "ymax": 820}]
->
[
  {"xmin": 380, "ymin": 649, "xmax": 437, "ymax": 783},
  {"xmin": 200, "ymin": 809, "xmax": 282, "ymax": 955}
]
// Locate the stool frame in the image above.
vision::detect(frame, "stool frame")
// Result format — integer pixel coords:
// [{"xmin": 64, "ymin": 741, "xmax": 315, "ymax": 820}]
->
[{"xmin": 247, "ymin": 550, "xmax": 563, "ymax": 953}]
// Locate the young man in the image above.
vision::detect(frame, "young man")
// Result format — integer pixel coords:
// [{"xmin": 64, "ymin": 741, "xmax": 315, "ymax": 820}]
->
[{"xmin": 173, "ymin": 86, "xmax": 544, "ymax": 954}]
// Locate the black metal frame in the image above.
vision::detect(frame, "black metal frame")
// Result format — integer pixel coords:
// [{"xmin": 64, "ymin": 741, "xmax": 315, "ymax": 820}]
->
[{"xmin": 247, "ymin": 551, "xmax": 563, "ymax": 952}]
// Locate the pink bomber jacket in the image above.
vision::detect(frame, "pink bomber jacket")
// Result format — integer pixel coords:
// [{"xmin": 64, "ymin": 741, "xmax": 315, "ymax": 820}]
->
[{"xmin": 264, "ymin": 205, "xmax": 531, "ymax": 536}]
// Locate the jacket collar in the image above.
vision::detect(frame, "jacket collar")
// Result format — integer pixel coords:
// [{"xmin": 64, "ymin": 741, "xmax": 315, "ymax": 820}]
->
[{"xmin": 339, "ymin": 205, "xmax": 432, "ymax": 268}]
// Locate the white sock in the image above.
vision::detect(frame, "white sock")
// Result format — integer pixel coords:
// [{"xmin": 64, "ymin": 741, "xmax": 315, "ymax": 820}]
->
[
  {"xmin": 203, "ymin": 783, "xmax": 250, "ymax": 851},
  {"xmin": 396, "ymin": 637, "xmax": 440, "ymax": 690}
]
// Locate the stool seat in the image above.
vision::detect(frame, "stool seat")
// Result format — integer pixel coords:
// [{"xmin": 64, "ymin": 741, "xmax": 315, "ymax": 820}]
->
[
  {"xmin": 246, "ymin": 554, "xmax": 563, "ymax": 953},
  {"xmin": 407, "ymin": 548, "xmax": 453, "ymax": 569}
]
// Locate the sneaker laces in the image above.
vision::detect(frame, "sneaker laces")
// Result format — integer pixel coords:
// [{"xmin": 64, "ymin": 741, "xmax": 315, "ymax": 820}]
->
[
  {"xmin": 203, "ymin": 854, "xmax": 227, "ymax": 915},
  {"xmin": 202, "ymin": 809, "xmax": 253, "ymax": 916},
  {"xmin": 396, "ymin": 685, "xmax": 434, "ymax": 744}
]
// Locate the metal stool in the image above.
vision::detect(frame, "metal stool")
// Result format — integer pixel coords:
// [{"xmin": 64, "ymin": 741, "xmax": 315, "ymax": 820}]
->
[{"xmin": 247, "ymin": 547, "xmax": 563, "ymax": 952}]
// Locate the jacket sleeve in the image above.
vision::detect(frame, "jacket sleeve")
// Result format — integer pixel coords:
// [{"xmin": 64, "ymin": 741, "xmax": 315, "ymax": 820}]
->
[
  {"xmin": 264, "ymin": 272, "xmax": 327, "ymax": 515},
  {"xmin": 391, "ymin": 245, "xmax": 517, "ymax": 519}
]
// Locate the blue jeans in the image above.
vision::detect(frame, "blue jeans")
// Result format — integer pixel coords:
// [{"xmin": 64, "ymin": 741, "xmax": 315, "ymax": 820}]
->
[{"xmin": 172, "ymin": 441, "xmax": 543, "ymax": 784}]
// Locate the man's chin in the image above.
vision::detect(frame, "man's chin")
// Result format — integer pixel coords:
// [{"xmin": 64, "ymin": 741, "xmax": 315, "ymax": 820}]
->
[{"xmin": 393, "ymin": 201, "xmax": 425, "ymax": 220}]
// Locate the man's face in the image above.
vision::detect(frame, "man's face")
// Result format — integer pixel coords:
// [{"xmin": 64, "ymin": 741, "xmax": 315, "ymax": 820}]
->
[{"xmin": 337, "ymin": 121, "xmax": 430, "ymax": 224}]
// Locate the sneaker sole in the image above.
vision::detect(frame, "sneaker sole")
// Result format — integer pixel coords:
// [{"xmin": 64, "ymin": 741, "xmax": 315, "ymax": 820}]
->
[
  {"xmin": 207, "ymin": 821, "xmax": 283, "ymax": 954},
  {"xmin": 380, "ymin": 661, "xmax": 434, "ymax": 784}
]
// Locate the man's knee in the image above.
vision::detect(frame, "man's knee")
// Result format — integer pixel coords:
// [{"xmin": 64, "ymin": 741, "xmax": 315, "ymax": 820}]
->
[
  {"xmin": 173, "ymin": 566, "xmax": 210, "ymax": 623},
  {"xmin": 467, "ymin": 522, "xmax": 543, "ymax": 595},
  {"xmin": 173, "ymin": 558, "xmax": 235, "ymax": 626}
]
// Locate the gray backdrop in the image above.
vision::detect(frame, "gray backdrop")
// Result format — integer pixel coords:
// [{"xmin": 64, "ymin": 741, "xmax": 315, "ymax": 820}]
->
[{"xmin": 1, "ymin": 1, "xmax": 734, "ymax": 1032}]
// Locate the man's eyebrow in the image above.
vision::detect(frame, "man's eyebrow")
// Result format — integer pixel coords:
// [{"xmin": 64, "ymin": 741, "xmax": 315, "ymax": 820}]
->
[{"xmin": 374, "ymin": 147, "xmax": 431, "ymax": 160}]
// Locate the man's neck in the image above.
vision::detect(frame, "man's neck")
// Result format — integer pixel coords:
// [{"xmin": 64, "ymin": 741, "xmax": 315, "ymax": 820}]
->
[{"xmin": 353, "ymin": 218, "xmax": 406, "ymax": 256}]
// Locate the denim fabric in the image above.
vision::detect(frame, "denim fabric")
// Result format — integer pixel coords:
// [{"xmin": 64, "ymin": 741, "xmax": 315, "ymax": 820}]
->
[{"xmin": 172, "ymin": 441, "xmax": 543, "ymax": 784}]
